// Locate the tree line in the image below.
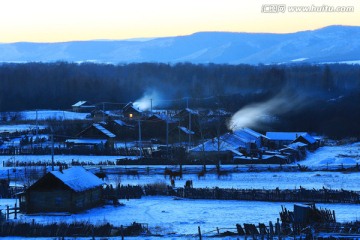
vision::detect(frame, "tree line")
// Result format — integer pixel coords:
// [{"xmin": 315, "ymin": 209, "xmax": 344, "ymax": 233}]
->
[{"xmin": 0, "ymin": 62, "xmax": 360, "ymax": 138}]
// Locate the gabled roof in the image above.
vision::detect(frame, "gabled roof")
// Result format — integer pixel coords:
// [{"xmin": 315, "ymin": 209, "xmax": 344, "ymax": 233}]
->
[
  {"xmin": 178, "ymin": 126, "xmax": 195, "ymax": 135},
  {"xmin": 233, "ymin": 129, "xmax": 259, "ymax": 143},
  {"xmin": 294, "ymin": 133, "xmax": 316, "ymax": 144},
  {"xmin": 72, "ymin": 101, "xmax": 88, "ymax": 107},
  {"xmin": 266, "ymin": 132, "xmax": 307, "ymax": 141},
  {"xmin": 242, "ymin": 128, "xmax": 267, "ymax": 139},
  {"xmin": 113, "ymin": 120, "xmax": 134, "ymax": 128},
  {"xmin": 50, "ymin": 167, "xmax": 103, "ymax": 192},
  {"xmin": 185, "ymin": 108, "xmax": 199, "ymax": 115},
  {"xmin": 190, "ymin": 132, "xmax": 248, "ymax": 152},
  {"xmin": 123, "ymin": 102, "xmax": 142, "ymax": 113},
  {"xmin": 147, "ymin": 114, "xmax": 178, "ymax": 123},
  {"xmin": 174, "ymin": 108, "xmax": 200, "ymax": 118},
  {"xmin": 286, "ymin": 142, "xmax": 308, "ymax": 150},
  {"xmin": 28, "ymin": 167, "xmax": 103, "ymax": 193},
  {"xmin": 92, "ymin": 123, "xmax": 116, "ymax": 138}
]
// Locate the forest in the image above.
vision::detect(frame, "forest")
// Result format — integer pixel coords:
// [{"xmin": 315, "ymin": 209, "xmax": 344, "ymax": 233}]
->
[{"xmin": 0, "ymin": 62, "xmax": 360, "ymax": 138}]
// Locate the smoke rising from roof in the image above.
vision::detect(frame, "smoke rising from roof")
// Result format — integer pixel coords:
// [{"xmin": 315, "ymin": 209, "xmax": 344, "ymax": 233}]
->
[
  {"xmin": 133, "ymin": 89, "xmax": 164, "ymax": 111},
  {"xmin": 228, "ymin": 91, "xmax": 304, "ymax": 131}
]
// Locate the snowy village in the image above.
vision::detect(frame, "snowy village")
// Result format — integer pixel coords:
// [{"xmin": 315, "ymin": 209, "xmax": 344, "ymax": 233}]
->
[
  {"xmin": 1, "ymin": 3, "xmax": 360, "ymax": 238},
  {"xmin": 0, "ymin": 93, "xmax": 360, "ymax": 239}
]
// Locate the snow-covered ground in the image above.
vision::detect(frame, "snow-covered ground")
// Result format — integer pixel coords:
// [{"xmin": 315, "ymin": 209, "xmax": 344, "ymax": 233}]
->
[
  {"xmin": 0, "ymin": 124, "xmax": 47, "ymax": 133},
  {"xmin": 294, "ymin": 142, "xmax": 360, "ymax": 168},
  {"xmin": 1, "ymin": 143, "xmax": 360, "ymax": 238},
  {"xmin": 2, "ymin": 196, "xmax": 360, "ymax": 237},
  {"xmin": 20, "ymin": 110, "xmax": 89, "ymax": 121}
]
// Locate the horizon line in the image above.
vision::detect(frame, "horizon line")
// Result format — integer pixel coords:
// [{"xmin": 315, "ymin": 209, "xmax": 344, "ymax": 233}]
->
[{"xmin": 1, "ymin": 24, "xmax": 359, "ymax": 44}]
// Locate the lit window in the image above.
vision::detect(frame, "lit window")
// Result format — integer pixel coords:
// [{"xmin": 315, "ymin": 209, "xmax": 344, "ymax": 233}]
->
[{"xmin": 130, "ymin": 113, "xmax": 133, "ymax": 118}]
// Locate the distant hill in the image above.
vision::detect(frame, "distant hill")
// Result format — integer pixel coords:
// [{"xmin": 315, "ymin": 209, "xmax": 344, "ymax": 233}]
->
[{"xmin": 1, "ymin": 25, "xmax": 360, "ymax": 64}]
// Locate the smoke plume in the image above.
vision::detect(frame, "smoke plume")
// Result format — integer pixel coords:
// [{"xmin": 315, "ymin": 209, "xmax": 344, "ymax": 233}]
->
[
  {"xmin": 133, "ymin": 89, "xmax": 164, "ymax": 111},
  {"xmin": 228, "ymin": 91, "xmax": 304, "ymax": 131}
]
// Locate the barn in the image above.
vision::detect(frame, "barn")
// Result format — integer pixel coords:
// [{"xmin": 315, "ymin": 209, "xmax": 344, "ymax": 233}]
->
[{"xmin": 19, "ymin": 167, "xmax": 104, "ymax": 213}]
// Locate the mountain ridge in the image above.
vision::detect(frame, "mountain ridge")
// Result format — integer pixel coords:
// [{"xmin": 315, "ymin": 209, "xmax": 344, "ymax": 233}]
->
[{"xmin": 1, "ymin": 25, "xmax": 359, "ymax": 64}]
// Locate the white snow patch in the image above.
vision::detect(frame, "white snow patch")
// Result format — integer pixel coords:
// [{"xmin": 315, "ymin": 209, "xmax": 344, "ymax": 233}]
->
[
  {"xmin": 20, "ymin": 110, "xmax": 89, "ymax": 120},
  {"xmin": 291, "ymin": 57, "xmax": 308, "ymax": 62}
]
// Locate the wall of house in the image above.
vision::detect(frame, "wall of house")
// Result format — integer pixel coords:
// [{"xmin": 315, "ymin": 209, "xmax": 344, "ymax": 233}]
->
[
  {"xmin": 71, "ymin": 188, "xmax": 102, "ymax": 212},
  {"xmin": 26, "ymin": 190, "xmax": 72, "ymax": 213},
  {"xmin": 24, "ymin": 188, "xmax": 102, "ymax": 213}
]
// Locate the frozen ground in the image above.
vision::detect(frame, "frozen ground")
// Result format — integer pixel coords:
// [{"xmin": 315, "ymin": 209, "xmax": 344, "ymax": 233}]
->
[
  {"xmin": 20, "ymin": 110, "xmax": 89, "ymax": 121},
  {"xmin": 0, "ymin": 124, "xmax": 47, "ymax": 133},
  {"xmin": 1, "ymin": 143, "xmax": 360, "ymax": 238},
  {"xmin": 2, "ymin": 196, "xmax": 360, "ymax": 237},
  {"xmin": 295, "ymin": 142, "xmax": 360, "ymax": 169}
]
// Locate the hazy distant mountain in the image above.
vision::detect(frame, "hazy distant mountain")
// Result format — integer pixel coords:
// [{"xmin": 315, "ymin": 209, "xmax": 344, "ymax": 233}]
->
[{"xmin": 1, "ymin": 25, "xmax": 360, "ymax": 64}]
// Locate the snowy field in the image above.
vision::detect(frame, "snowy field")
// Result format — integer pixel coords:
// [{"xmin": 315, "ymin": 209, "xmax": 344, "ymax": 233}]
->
[
  {"xmin": 20, "ymin": 110, "xmax": 89, "ymax": 121},
  {"xmin": 2, "ymin": 196, "xmax": 360, "ymax": 237},
  {"xmin": 1, "ymin": 143, "xmax": 360, "ymax": 238},
  {"xmin": 295, "ymin": 142, "xmax": 360, "ymax": 168},
  {"xmin": 0, "ymin": 124, "xmax": 47, "ymax": 133}
]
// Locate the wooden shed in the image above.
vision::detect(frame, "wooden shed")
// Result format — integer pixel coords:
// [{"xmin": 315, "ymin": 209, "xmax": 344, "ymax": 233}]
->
[{"xmin": 19, "ymin": 167, "xmax": 104, "ymax": 213}]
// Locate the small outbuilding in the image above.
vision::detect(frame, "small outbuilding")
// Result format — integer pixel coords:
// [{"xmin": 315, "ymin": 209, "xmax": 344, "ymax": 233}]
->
[{"xmin": 19, "ymin": 167, "xmax": 104, "ymax": 213}]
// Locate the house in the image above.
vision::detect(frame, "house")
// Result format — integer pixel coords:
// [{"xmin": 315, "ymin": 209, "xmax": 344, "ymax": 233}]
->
[
  {"xmin": 19, "ymin": 167, "xmax": 104, "ymax": 213},
  {"xmin": 292, "ymin": 133, "xmax": 319, "ymax": 150},
  {"xmin": 123, "ymin": 102, "xmax": 142, "ymax": 119},
  {"xmin": 280, "ymin": 142, "xmax": 308, "ymax": 161},
  {"xmin": 106, "ymin": 120, "xmax": 135, "ymax": 140},
  {"xmin": 66, "ymin": 123, "xmax": 116, "ymax": 153},
  {"xmin": 174, "ymin": 108, "xmax": 200, "ymax": 120},
  {"xmin": 141, "ymin": 114, "xmax": 178, "ymax": 141},
  {"xmin": 266, "ymin": 132, "xmax": 307, "ymax": 149},
  {"xmin": 72, "ymin": 101, "xmax": 96, "ymax": 113},
  {"xmin": 234, "ymin": 128, "xmax": 267, "ymax": 150},
  {"xmin": 189, "ymin": 132, "xmax": 248, "ymax": 163}
]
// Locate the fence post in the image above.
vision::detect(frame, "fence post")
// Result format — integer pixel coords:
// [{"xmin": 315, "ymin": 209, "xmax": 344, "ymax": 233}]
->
[
  {"xmin": 276, "ymin": 218, "xmax": 281, "ymax": 240},
  {"xmin": 198, "ymin": 226, "xmax": 202, "ymax": 240},
  {"xmin": 121, "ymin": 225, "xmax": 124, "ymax": 240},
  {"xmin": 14, "ymin": 202, "xmax": 17, "ymax": 219},
  {"xmin": 6, "ymin": 206, "xmax": 9, "ymax": 220},
  {"xmin": 269, "ymin": 221, "xmax": 274, "ymax": 240}
]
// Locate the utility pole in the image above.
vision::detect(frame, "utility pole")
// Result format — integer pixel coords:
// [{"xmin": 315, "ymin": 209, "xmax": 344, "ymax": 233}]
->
[
  {"xmin": 138, "ymin": 119, "xmax": 142, "ymax": 159},
  {"xmin": 102, "ymin": 102, "xmax": 105, "ymax": 122},
  {"xmin": 166, "ymin": 119, "xmax": 169, "ymax": 147},
  {"xmin": 35, "ymin": 109, "xmax": 38, "ymax": 137},
  {"xmin": 51, "ymin": 133, "xmax": 54, "ymax": 171},
  {"xmin": 150, "ymin": 99, "xmax": 153, "ymax": 112},
  {"xmin": 166, "ymin": 119, "xmax": 169, "ymax": 158},
  {"xmin": 188, "ymin": 112, "xmax": 192, "ymax": 149}
]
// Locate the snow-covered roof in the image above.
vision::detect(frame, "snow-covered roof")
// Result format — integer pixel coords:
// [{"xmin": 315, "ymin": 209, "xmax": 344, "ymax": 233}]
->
[
  {"xmin": 178, "ymin": 126, "xmax": 195, "ymax": 135},
  {"xmin": 266, "ymin": 132, "xmax": 307, "ymax": 141},
  {"xmin": 296, "ymin": 133, "xmax": 316, "ymax": 144},
  {"xmin": 93, "ymin": 123, "xmax": 116, "ymax": 138},
  {"xmin": 65, "ymin": 138, "xmax": 107, "ymax": 145},
  {"xmin": 185, "ymin": 108, "xmax": 199, "ymax": 115},
  {"xmin": 113, "ymin": 120, "xmax": 133, "ymax": 127},
  {"xmin": 50, "ymin": 167, "xmax": 103, "ymax": 192},
  {"xmin": 72, "ymin": 101, "xmax": 87, "ymax": 107},
  {"xmin": 233, "ymin": 129, "xmax": 258, "ymax": 143},
  {"xmin": 242, "ymin": 128, "xmax": 266, "ymax": 138},
  {"xmin": 286, "ymin": 142, "xmax": 308, "ymax": 150},
  {"xmin": 148, "ymin": 114, "xmax": 176, "ymax": 122},
  {"xmin": 190, "ymin": 132, "xmax": 248, "ymax": 152}
]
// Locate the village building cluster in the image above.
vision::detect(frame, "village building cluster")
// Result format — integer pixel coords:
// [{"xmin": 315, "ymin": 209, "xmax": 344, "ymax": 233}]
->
[{"xmin": 0, "ymin": 100, "xmax": 322, "ymax": 164}]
